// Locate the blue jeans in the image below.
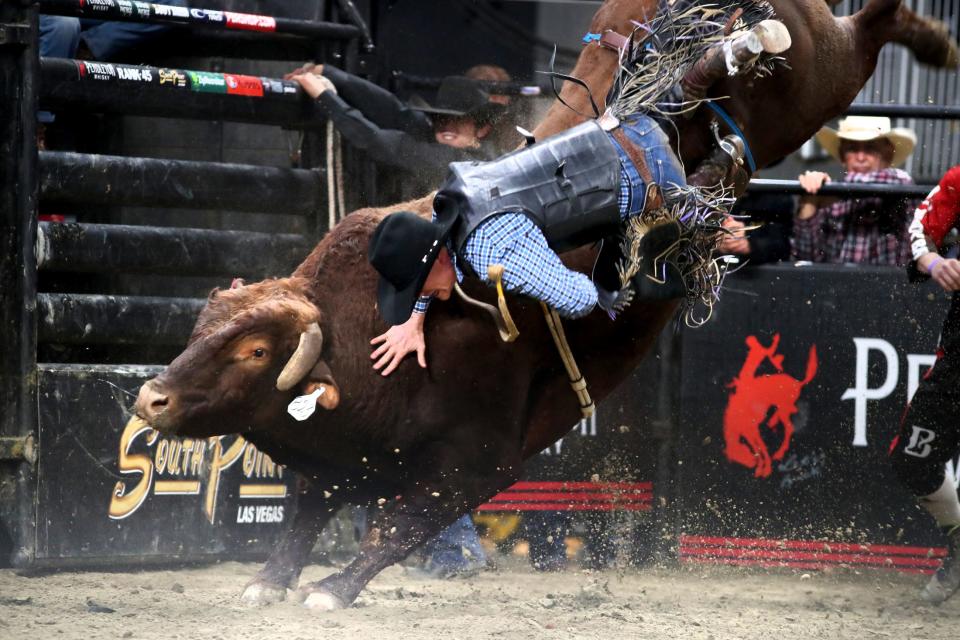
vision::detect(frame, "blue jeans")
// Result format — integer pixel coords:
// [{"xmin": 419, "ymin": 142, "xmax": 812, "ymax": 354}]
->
[
  {"xmin": 40, "ymin": 7, "xmax": 186, "ymax": 60},
  {"xmin": 423, "ymin": 515, "xmax": 487, "ymax": 572},
  {"xmin": 609, "ymin": 115, "xmax": 688, "ymax": 217}
]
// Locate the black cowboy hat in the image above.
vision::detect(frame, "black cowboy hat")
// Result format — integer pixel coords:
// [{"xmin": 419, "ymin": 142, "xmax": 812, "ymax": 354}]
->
[
  {"xmin": 408, "ymin": 75, "xmax": 496, "ymax": 119},
  {"xmin": 368, "ymin": 211, "xmax": 455, "ymax": 325}
]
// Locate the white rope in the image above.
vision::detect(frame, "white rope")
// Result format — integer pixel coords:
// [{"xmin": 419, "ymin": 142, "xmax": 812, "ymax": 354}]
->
[
  {"xmin": 326, "ymin": 120, "xmax": 337, "ymax": 232},
  {"xmin": 334, "ymin": 128, "xmax": 345, "ymax": 222}
]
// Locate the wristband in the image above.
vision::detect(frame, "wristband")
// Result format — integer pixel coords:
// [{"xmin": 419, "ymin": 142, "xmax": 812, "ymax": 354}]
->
[{"xmin": 928, "ymin": 257, "xmax": 943, "ymax": 276}]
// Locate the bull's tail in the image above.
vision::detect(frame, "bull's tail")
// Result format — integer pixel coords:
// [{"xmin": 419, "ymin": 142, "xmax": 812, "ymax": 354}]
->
[
  {"xmin": 800, "ymin": 345, "xmax": 818, "ymax": 386},
  {"xmin": 855, "ymin": 0, "xmax": 959, "ymax": 68}
]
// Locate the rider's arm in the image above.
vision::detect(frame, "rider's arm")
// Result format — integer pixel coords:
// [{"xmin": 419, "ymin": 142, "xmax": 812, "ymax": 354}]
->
[
  {"xmin": 315, "ymin": 92, "xmax": 469, "ymax": 172},
  {"xmin": 463, "ymin": 214, "xmax": 598, "ymax": 319},
  {"xmin": 321, "ymin": 65, "xmax": 433, "ymax": 136},
  {"xmin": 413, "ymin": 295, "xmax": 434, "ymax": 314}
]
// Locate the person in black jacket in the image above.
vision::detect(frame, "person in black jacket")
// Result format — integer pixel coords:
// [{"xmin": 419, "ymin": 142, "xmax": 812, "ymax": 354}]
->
[
  {"xmin": 290, "ymin": 65, "xmax": 507, "ymax": 197},
  {"xmin": 718, "ymin": 190, "xmax": 796, "ymax": 264}
]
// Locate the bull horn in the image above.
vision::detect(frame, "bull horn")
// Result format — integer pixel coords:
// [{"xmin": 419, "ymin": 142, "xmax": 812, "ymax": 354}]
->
[{"xmin": 276, "ymin": 323, "xmax": 324, "ymax": 391}]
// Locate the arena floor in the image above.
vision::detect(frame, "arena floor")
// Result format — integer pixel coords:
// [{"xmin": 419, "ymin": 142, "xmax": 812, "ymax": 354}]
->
[{"xmin": 1, "ymin": 555, "xmax": 957, "ymax": 640}]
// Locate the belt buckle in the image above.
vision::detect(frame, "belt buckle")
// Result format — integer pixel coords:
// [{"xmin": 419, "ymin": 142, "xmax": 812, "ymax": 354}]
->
[{"xmin": 598, "ymin": 111, "xmax": 620, "ymax": 131}]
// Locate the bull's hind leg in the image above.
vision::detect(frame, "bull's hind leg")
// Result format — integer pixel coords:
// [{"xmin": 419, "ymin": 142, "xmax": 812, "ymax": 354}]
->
[
  {"xmin": 891, "ymin": 6, "xmax": 959, "ymax": 68},
  {"xmin": 293, "ymin": 456, "xmax": 522, "ymax": 611},
  {"xmin": 241, "ymin": 479, "xmax": 343, "ymax": 604},
  {"xmin": 858, "ymin": 0, "xmax": 959, "ymax": 68}
]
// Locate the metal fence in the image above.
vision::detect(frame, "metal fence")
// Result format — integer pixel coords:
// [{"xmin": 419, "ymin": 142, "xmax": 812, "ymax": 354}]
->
[
  {"xmin": 0, "ymin": 0, "xmax": 371, "ymax": 569},
  {"xmin": 832, "ymin": 0, "xmax": 960, "ymax": 181}
]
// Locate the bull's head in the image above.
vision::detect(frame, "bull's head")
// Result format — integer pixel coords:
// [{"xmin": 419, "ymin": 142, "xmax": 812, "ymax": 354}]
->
[{"xmin": 134, "ymin": 278, "xmax": 340, "ymax": 437}]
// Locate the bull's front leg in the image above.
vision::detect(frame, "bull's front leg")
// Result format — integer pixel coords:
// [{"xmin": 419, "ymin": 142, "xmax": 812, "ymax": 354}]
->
[
  {"xmin": 241, "ymin": 477, "xmax": 344, "ymax": 604},
  {"xmin": 294, "ymin": 457, "xmax": 521, "ymax": 611}
]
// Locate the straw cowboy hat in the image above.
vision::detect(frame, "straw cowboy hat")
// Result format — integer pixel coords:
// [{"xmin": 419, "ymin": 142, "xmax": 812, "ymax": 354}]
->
[{"xmin": 815, "ymin": 115, "xmax": 917, "ymax": 167}]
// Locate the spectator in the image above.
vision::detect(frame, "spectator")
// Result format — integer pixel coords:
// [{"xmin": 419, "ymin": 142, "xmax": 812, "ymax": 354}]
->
[
  {"xmin": 719, "ymin": 188, "xmax": 795, "ymax": 264},
  {"xmin": 791, "ymin": 115, "xmax": 917, "ymax": 265},
  {"xmin": 888, "ymin": 165, "xmax": 960, "ymax": 604},
  {"xmin": 38, "ymin": 3, "xmax": 187, "ymax": 142},
  {"xmin": 464, "ymin": 64, "xmax": 524, "ymax": 152},
  {"xmin": 39, "ymin": 8, "xmax": 186, "ymax": 63}
]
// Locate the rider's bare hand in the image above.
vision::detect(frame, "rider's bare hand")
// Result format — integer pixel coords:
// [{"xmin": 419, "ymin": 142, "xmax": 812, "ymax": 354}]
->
[{"xmin": 370, "ymin": 312, "xmax": 427, "ymax": 377}]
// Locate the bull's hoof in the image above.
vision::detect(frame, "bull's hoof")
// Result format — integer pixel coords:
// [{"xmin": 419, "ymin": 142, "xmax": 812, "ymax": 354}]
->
[
  {"xmin": 299, "ymin": 589, "xmax": 348, "ymax": 611},
  {"xmin": 240, "ymin": 580, "xmax": 288, "ymax": 605}
]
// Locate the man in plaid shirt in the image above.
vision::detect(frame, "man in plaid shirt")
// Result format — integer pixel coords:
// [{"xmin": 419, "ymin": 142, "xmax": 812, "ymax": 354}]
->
[
  {"xmin": 792, "ymin": 116, "xmax": 917, "ymax": 265},
  {"xmin": 367, "ymin": 114, "xmax": 716, "ymax": 375}
]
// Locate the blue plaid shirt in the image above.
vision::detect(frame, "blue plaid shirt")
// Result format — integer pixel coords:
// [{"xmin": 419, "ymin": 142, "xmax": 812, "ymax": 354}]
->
[{"xmin": 413, "ymin": 137, "xmax": 643, "ymax": 318}]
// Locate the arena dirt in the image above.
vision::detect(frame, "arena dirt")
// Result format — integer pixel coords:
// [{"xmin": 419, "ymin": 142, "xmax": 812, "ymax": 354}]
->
[{"xmin": 1, "ymin": 557, "xmax": 957, "ymax": 640}]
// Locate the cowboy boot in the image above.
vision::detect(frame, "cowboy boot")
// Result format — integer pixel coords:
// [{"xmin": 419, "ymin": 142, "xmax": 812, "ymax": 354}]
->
[
  {"xmin": 631, "ymin": 220, "xmax": 686, "ymax": 301},
  {"xmin": 921, "ymin": 524, "xmax": 960, "ymax": 604},
  {"xmin": 687, "ymin": 133, "xmax": 748, "ymax": 191}
]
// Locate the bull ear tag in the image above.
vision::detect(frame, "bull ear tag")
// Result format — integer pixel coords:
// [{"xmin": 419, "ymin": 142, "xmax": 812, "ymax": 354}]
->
[{"xmin": 287, "ymin": 386, "xmax": 326, "ymax": 421}]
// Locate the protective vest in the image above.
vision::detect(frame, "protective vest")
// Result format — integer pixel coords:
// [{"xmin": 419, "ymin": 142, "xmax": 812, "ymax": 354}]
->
[{"xmin": 433, "ymin": 120, "xmax": 623, "ymax": 257}]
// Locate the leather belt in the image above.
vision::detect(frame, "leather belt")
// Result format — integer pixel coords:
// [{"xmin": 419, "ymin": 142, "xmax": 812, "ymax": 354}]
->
[{"xmin": 611, "ymin": 127, "xmax": 664, "ymax": 212}]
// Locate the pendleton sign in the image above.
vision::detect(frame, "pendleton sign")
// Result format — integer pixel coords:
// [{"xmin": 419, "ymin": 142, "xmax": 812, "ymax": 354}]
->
[{"xmin": 25, "ymin": 364, "xmax": 297, "ymax": 566}]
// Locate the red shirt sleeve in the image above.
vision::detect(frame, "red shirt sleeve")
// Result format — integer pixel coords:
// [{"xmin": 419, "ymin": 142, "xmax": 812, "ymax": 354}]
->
[{"xmin": 910, "ymin": 165, "xmax": 960, "ymax": 256}]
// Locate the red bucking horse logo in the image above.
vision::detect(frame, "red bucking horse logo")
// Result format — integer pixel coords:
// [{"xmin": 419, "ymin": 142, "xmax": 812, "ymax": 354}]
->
[{"xmin": 723, "ymin": 334, "xmax": 818, "ymax": 478}]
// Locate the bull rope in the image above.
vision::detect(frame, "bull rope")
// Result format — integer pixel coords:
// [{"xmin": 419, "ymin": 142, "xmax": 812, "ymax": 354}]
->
[
  {"xmin": 540, "ymin": 302, "xmax": 595, "ymax": 419},
  {"xmin": 478, "ymin": 265, "xmax": 592, "ymax": 416}
]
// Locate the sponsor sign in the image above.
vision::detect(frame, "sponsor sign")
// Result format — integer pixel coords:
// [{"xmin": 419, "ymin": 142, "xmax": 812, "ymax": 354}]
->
[
  {"xmin": 678, "ymin": 265, "xmax": 953, "ymax": 549},
  {"xmin": 188, "ymin": 71, "xmax": 227, "ymax": 94},
  {"xmin": 115, "ymin": 65, "xmax": 154, "ymax": 83},
  {"xmin": 111, "ymin": 0, "xmax": 149, "ymax": 18},
  {"xmin": 722, "ymin": 334, "xmax": 818, "ymax": 478},
  {"xmin": 78, "ymin": 61, "xmax": 117, "ymax": 81},
  {"xmin": 224, "ymin": 11, "xmax": 277, "ymax": 32},
  {"xmin": 30, "ymin": 365, "xmax": 296, "ymax": 565},
  {"xmin": 152, "ymin": 3, "xmax": 189, "ymax": 19},
  {"xmin": 84, "ymin": 0, "xmax": 118, "ymax": 13},
  {"xmin": 260, "ymin": 79, "xmax": 299, "ymax": 95},
  {"xmin": 224, "ymin": 74, "xmax": 264, "ymax": 98},
  {"xmin": 157, "ymin": 68, "xmax": 187, "ymax": 88},
  {"xmin": 189, "ymin": 8, "xmax": 224, "ymax": 23}
]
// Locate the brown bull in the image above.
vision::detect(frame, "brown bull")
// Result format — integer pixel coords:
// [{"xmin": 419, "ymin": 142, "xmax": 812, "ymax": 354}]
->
[{"xmin": 135, "ymin": 0, "xmax": 956, "ymax": 611}]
